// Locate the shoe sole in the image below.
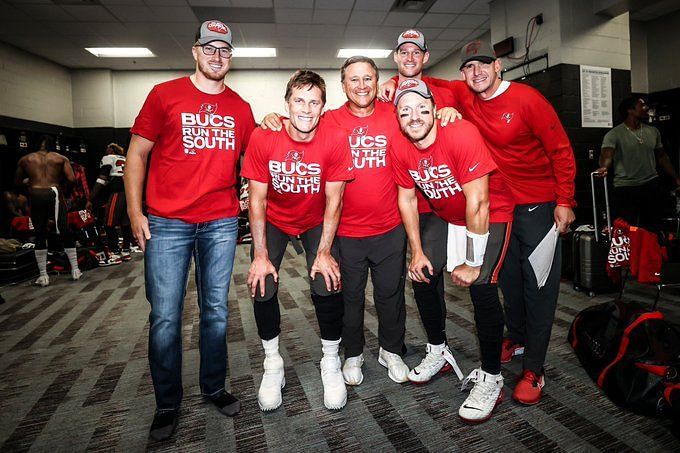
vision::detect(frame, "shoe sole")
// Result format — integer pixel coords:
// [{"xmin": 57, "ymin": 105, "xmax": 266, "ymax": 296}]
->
[
  {"xmin": 377, "ymin": 356, "xmax": 409, "ymax": 383},
  {"xmin": 324, "ymin": 394, "xmax": 347, "ymax": 410},
  {"xmin": 258, "ymin": 377, "xmax": 285, "ymax": 412},
  {"xmin": 512, "ymin": 392, "xmax": 541, "ymax": 406},
  {"xmin": 343, "ymin": 373, "xmax": 363, "ymax": 386},
  {"xmin": 459, "ymin": 390, "xmax": 505, "ymax": 424},
  {"xmin": 500, "ymin": 346, "xmax": 525, "ymax": 364},
  {"xmin": 408, "ymin": 362, "xmax": 452, "ymax": 385}
]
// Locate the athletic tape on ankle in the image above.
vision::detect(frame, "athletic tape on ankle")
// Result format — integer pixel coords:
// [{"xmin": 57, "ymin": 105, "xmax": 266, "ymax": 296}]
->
[{"xmin": 465, "ymin": 230, "xmax": 489, "ymax": 267}]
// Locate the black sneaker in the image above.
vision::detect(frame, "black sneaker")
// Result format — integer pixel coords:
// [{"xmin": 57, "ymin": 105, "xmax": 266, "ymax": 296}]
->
[
  {"xmin": 149, "ymin": 410, "xmax": 178, "ymax": 442},
  {"xmin": 206, "ymin": 390, "xmax": 240, "ymax": 416}
]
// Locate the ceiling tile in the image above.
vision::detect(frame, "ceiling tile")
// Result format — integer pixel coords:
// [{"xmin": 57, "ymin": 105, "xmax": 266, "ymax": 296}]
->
[
  {"xmin": 275, "ymin": 8, "xmax": 313, "ymax": 24},
  {"xmin": 427, "ymin": 39, "xmax": 459, "ymax": 50},
  {"xmin": 449, "ymin": 14, "xmax": 488, "ymax": 29},
  {"xmin": 344, "ymin": 26, "xmax": 376, "ymax": 41},
  {"xmin": 429, "ymin": 0, "xmax": 471, "ymax": 13},
  {"xmin": 348, "ymin": 10, "xmax": 386, "ymax": 26},
  {"xmin": 353, "ymin": 0, "xmax": 394, "ymax": 11},
  {"xmin": 273, "ymin": 0, "xmax": 313, "ymax": 7},
  {"xmin": 418, "ymin": 27, "xmax": 445, "ymax": 40},
  {"xmin": 60, "ymin": 5, "xmax": 118, "ymax": 22},
  {"xmin": 230, "ymin": 0, "xmax": 272, "ymax": 6},
  {"xmin": 312, "ymin": 9, "xmax": 350, "ymax": 25},
  {"xmin": 148, "ymin": 6, "xmax": 198, "ymax": 22},
  {"xmin": 315, "ymin": 0, "xmax": 353, "ymax": 9},
  {"xmin": 185, "ymin": 0, "xmax": 232, "ymax": 6},
  {"xmin": 14, "ymin": 4, "xmax": 75, "ymax": 21},
  {"xmin": 0, "ymin": 1, "xmax": 30, "ymax": 21},
  {"xmin": 464, "ymin": 0, "xmax": 490, "ymax": 15},
  {"xmin": 106, "ymin": 5, "xmax": 154, "ymax": 22},
  {"xmin": 417, "ymin": 13, "xmax": 455, "ymax": 28},
  {"xmin": 309, "ymin": 24, "xmax": 345, "ymax": 37},
  {"xmin": 382, "ymin": 11, "xmax": 423, "ymax": 27}
]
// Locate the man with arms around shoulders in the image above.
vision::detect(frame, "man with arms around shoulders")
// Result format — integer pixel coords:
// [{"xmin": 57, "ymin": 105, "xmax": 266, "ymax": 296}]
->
[{"xmin": 241, "ymin": 70, "xmax": 354, "ymax": 412}]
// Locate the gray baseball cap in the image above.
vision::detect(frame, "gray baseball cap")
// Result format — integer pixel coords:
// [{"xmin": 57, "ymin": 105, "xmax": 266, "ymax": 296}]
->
[
  {"xmin": 395, "ymin": 29, "xmax": 427, "ymax": 51},
  {"xmin": 394, "ymin": 78, "xmax": 433, "ymax": 105},
  {"xmin": 195, "ymin": 20, "xmax": 233, "ymax": 47},
  {"xmin": 459, "ymin": 40, "xmax": 496, "ymax": 69}
]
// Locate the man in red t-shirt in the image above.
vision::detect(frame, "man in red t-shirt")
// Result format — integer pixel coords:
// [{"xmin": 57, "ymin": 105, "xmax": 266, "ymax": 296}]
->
[
  {"xmin": 392, "ymin": 78, "xmax": 513, "ymax": 423},
  {"xmin": 241, "ymin": 70, "xmax": 354, "ymax": 412},
  {"xmin": 323, "ymin": 56, "xmax": 409, "ymax": 386},
  {"xmin": 382, "ymin": 40, "xmax": 576, "ymax": 405},
  {"xmin": 125, "ymin": 20, "xmax": 256, "ymax": 441}
]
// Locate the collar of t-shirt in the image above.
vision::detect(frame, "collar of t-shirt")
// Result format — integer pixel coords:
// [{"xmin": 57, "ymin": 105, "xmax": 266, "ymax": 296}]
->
[{"xmin": 482, "ymin": 80, "xmax": 511, "ymax": 101}]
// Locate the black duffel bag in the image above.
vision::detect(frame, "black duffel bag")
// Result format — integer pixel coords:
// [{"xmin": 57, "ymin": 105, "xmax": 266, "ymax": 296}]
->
[{"xmin": 568, "ymin": 299, "xmax": 680, "ymax": 419}]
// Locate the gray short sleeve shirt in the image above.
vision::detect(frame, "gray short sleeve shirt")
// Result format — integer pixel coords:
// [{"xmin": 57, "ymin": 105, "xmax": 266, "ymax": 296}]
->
[{"xmin": 601, "ymin": 123, "xmax": 662, "ymax": 187}]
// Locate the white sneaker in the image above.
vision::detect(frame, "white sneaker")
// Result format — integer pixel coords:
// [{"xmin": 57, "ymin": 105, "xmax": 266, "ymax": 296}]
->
[
  {"xmin": 408, "ymin": 343, "xmax": 464, "ymax": 384},
  {"xmin": 320, "ymin": 356, "xmax": 347, "ymax": 410},
  {"xmin": 258, "ymin": 354, "xmax": 285, "ymax": 411},
  {"xmin": 72, "ymin": 268, "xmax": 83, "ymax": 281},
  {"xmin": 459, "ymin": 368, "xmax": 504, "ymax": 423},
  {"xmin": 343, "ymin": 354, "xmax": 364, "ymax": 386},
  {"xmin": 35, "ymin": 275, "xmax": 49, "ymax": 287},
  {"xmin": 377, "ymin": 347, "xmax": 409, "ymax": 383}
]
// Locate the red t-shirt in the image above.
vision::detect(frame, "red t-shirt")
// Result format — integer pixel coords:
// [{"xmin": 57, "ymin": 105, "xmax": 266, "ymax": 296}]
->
[
  {"xmin": 390, "ymin": 75, "xmax": 457, "ymax": 214},
  {"xmin": 324, "ymin": 101, "xmax": 402, "ymax": 238},
  {"xmin": 426, "ymin": 79, "xmax": 576, "ymax": 207},
  {"xmin": 131, "ymin": 77, "xmax": 255, "ymax": 223},
  {"xmin": 391, "ymin": 120, "xmax": 514, "ymax": 225},
  {"xmin": 241, "ymin": 119, "xmax": 354, "ymax": 235}
]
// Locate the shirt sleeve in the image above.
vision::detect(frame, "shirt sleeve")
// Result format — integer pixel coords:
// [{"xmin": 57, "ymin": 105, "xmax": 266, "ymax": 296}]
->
[
  {"xmin": 523, "ymin": 88, "xmax": 577, "ymax": 207},
  {"xmin": 601, "ymin": 128, "xmax": 618, "ymax": 149},
  {"xmin": 450, "ymin": 122, "xmax": 498, "ymax": 186},
  {"xmin": 240, "ymin": 130, "xmax": 270, "ymax": 184},
  {"xmin": 653, "ymin": 127, "xmax": 663, "ymax": 150},
  {"xmin": 389, "ymin": 143, "xmax": 415, "ymax": 189},
  {"xmin": 240, "ymin": 104, "xmax": 257, "ymax": 153},
  {"xmin": 326, "ymin": 133, "xmax": 354, "ymax": 182},
  {"xmin": 130, "ymin": 87, "xmax": 164, "ymax": 143}
]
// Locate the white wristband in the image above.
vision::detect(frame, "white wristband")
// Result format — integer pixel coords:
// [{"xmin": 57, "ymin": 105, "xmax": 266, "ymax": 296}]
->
[
  {"xmin": 95, "ymin": 178, "xmax": 108, "ymax": 186},
  {"xmin": 465, "ymin": 230, "xmax": 489, "ymax": 267}
]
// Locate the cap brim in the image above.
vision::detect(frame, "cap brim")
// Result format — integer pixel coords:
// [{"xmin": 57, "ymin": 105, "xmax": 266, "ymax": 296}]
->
[
  {"xmin": 395, "ymin": 40, "xmax": 427, "ymax": 51},
  {"xmin": 196, "ymin": 37, "xmax": 233, "ymax": 47},
  {"xmin": 459, "ymin": 56, "xmax": 495, "ymax": 70},
  {"xmin": 394, "ymin": 90, "xmax": 433, "ymax": 106}
]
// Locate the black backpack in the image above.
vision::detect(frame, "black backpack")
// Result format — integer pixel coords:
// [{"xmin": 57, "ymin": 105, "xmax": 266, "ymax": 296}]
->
[{"xmin": 568, "ymin": 299, "xmax": 680, "ymax": 419}]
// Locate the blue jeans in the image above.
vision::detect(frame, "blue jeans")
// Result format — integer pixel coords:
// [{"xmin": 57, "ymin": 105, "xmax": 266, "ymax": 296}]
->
[{"xmin": 145, "ymin": 214, "xmax": 238, "ymax": 411}]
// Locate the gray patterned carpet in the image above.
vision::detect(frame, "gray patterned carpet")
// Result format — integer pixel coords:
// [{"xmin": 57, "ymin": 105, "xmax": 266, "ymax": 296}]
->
[{"xmin": 0, "ymin": 244, "xmax": 678, "ymax": 452}]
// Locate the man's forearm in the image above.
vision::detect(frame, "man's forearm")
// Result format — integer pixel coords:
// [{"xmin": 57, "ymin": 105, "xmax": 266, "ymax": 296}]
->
[
  {"xmin": 124, "ymin": 154, "xmax": 147, "ymax": 216},
  {"xmin": 317, "ymin": 195, "xmax": 342, "ymax": 254},
  {"xmin": 249, "ymin": 199, "xmax": 268, "ymax": 259},
  {"xmin": 398, "ymin": 194, "xmax": 423, "ymax": 255},
  {"xmin": 465, "ymin": 198, "xmax": 489, "ymax": 235},
  {"xmin": 658, "ymin": 151, "xmax": 680, "ymax": 182}
]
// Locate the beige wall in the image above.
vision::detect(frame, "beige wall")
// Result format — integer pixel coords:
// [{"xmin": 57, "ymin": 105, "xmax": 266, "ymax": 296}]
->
[{"xmin": 0, "ymin": 42, "xmax": 73, "ymax": 127}]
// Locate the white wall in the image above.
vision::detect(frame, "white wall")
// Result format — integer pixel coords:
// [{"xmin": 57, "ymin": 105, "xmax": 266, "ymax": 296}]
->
[
  {"xmin": 74, "ymin": 68, "xmax": 395, "ymax": 128},
  {"xmin": 0, "ymin": 42, "xmax": 73, "ymax": 127},
  {"xmin": 629, "ymin": 20, "xmax": 648, "ymax": 93}
]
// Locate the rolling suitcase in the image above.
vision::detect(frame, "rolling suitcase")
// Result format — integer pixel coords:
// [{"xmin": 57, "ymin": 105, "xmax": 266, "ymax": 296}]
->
[
  {"xmin": 572, "ymin": 172, "xmax": 616, "ymax": 296},
  {"xmin": 0, "ymin": 249, "xmax": 39, "ymax": 284}
]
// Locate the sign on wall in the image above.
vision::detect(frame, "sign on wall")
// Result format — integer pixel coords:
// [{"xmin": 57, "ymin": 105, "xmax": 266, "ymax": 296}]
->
[{"xmin": 580, "ymin": 65, "xmax": 613, "ymax": 128}]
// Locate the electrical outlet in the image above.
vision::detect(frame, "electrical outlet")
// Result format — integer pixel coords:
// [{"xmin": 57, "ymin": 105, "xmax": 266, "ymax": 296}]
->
[{"xmin": 588, "ymin": 149, "xmax": 595, "ymax": 160}]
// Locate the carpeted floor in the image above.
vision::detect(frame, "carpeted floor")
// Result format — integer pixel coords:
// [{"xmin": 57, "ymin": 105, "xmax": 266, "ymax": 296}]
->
[{"xmin": 0, "ymin": 244, "xmax": 678, "ymax": 452}]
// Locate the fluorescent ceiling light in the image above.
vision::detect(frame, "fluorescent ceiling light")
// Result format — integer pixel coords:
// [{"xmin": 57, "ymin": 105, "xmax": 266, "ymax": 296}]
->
[
  {"xmin": 233, "ymin": 48, "xmax": 277, "ymax": 58},
  {"xmin": 86, "ymin": 47, "xmax": 155, "ymax": 58},
  {"xmin": 337, "ymin": 48, "xmax": 392, "ymax": 58}
]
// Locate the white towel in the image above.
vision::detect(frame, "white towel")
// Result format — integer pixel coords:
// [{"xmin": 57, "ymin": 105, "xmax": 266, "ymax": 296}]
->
[{"xmin": 446, "ymin": 223, "xmax": 467, "ymax": 272}]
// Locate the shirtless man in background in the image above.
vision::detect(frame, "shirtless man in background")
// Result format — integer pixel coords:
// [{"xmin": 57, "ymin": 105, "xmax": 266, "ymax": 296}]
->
[{"xmin": 15, "ymin": 135, "xmax": 82, "ymax": 286}]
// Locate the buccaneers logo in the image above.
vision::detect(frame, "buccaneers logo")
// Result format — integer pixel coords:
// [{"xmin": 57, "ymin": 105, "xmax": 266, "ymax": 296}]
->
[
  {"xmin": 207, "ymin": 21, "xmax": 229, "ymax": 35},
  {"xmin": 399, "ymin": 79, "xmax": 419, "ymax": 90},
  {"xmin": 501, "ymin": 112, "xmax": 514, "ymax": 124},
  {"xmin": 285, "ymin": 150, "xmax": 304, "ymax": 162},
  {"xmin": 199, "ymin": 103, "xmax": 218, "ymax": 114},
  {"xmin": 351, "ymin": 126, "xmax": 368, "ymax": 136},
  {"xmin": 418, "ymin": 155, "xmax": 433, "ymax": 170},
  {"xmin": 401, "ymin": 30, "xmax": 421, "ymax": 39},
  {"xmin": 464, "ymin": 41, "xmax": 481, "ymax": 56}
]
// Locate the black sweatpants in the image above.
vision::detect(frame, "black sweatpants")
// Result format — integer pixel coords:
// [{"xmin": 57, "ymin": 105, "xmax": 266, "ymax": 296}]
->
[
  {"xmin": 499, "ymin": 202, "xmax": 561, "ymax": 374},
  {"xmin": 612, "ymin": 178, "xmax": 662, "ymax": 232},
  {"xmin": 337, "ymin": 224, "xmax": 407, "ymax": 357},
  {"xmin": 414, "ymin": 217, "xmax": 510, "ymax": 375},
  {"xmin": 29, "ymin": 187, "xmax": 75, "ymax": 250},
  {"xmin": 251, "ymin": 222, "xmax": 343, "ymax": 342}
]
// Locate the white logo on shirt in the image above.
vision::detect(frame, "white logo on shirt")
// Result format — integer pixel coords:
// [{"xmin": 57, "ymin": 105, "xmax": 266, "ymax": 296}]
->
[
  {"xmin": 501, "ymin": 112, "xmax": 514, "ymax": 124},
  {"xmin": 468, "ymin": 162, "xmax": 480, "ymax": 172},
  {"xmin": 269, "ymin": 151, "xmax": 321, "ymax": 194},
  {"xmin": 348, "ymin": 126, "xmax": 387, "ymax": 169},
  {"xmin": 181, "ymin": 105, "xmax": 237, "ymax": 155},
  {"xmin": 528, "ymin": 206, "xmax": 539, "ymax": 212},
  {"xmin": 409, "ymin": 157, "xmax": 462, "ymax": 200}
]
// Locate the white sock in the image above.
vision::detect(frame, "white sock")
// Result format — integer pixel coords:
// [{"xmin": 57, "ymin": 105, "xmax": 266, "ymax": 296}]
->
[
  {"xmin": 262, "ymin": 336, "xmax": 280, "ymax": 357},
  {"xmin": 65, "ymin": 247, "xmax": 78, "ymax": 271},
  {"xmin": 321, "ymin": 338, "xmax": 341, "ymax": 357},
  {"xmin": 34, "ymin": 249, "xmax": 48, "ymax": 278}
]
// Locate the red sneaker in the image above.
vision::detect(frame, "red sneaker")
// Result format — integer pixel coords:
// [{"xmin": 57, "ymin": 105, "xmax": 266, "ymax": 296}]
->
[
  {"xmin": 512, "ymin": 370, "xmax": 544, "ymax": 405},
  {"xmin": 500, "ymin": 338, "xmax": 525, "ymax": 364}
]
